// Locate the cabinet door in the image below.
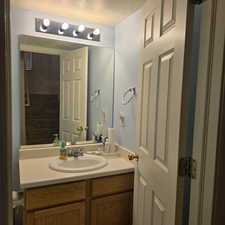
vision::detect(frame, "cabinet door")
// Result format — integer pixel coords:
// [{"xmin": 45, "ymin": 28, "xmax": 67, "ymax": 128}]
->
[
  {"xmin": 25, "ymin": 181, "xmax": 86, "ymax": 211},
  {"xmin": 31, "ymin": 202, "xmax": 85, "ymax": 225},
  {"xmin": 91, "ymin": 192, "xmax": 133, "ymax": 225}
]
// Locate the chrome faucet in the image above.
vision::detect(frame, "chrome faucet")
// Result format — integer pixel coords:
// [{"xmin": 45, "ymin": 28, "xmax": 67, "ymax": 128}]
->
[{"xmin": 68, "ymin": 148, "xmax": 84, "ymax": 158}]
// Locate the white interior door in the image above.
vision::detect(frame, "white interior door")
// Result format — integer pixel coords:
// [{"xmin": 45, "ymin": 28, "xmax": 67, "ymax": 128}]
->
[
  {"xmin": 60, "ymin": 47, "xmax": 88, "ymax": 144},
  {"xmin": 134, "ymin": 0, "xmax": 192, "ymax": 224}
]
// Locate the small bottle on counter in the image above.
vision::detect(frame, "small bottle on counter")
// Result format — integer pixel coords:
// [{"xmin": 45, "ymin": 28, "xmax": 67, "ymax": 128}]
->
[
  {"xmin": 94, "ymin": 122, "xmax": 104, "ymax": 143},
  {"xmin": 52, "ymin": 133, "xmax": 60, "ymax": 146},
  {"xmin": 59, "ymin": 141, "xmax": 68, "ymax": 160}
]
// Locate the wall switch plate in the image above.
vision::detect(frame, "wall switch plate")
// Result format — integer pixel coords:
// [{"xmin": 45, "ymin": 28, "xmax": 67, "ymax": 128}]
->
[
  {"xmin": 119, "ymin": 112, "xmax": 125, "ymax": 127},
  {"xmin": 101, "ymin": 110, "xmax": 106, "ymax": 122}
]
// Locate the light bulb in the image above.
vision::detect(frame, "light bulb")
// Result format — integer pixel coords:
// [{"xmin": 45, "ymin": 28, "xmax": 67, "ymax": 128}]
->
[
  {"xmin": 43, "ymin": 19, "xmax": 50, "ymax": 28},
  {"xmin": 93, "ymin": 28, "xmax": 100, "ymax": 36},
  {"xmin": 58, "ymin": 23, "xmax": 69, "ymax": 35},
  {"xmin": 40, "ymin": 18, "xmax": 50, "ymax": 32},
  {"xmin": 78, "ymin": 24, "xmax": 85, "ymax": 33},
  {"xmin": 61, "ymin": 23, "xmax": 69, "ymax": 31}
]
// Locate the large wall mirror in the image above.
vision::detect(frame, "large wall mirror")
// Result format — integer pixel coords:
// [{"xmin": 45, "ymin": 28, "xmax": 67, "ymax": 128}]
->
[{"xmin": 20, "ymin": 35, "xmax": 114, "ymax": 147}]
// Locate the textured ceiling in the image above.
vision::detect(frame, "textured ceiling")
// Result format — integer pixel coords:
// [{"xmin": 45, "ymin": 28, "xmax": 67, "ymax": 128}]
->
[{"xmin": 12, "ymin": 0, "xmax": 145, "ymax": 26}]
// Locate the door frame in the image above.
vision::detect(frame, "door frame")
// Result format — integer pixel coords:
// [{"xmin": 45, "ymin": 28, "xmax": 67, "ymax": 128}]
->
[
  {"xmin": 189, "ymin": 0, "xmax": 225, "ymax": 225},
  {"xmin": 211, "ymin": 40, "xmax": 225, "ymax": 225},
  {"xmin": 0, "ymin": 0, "xmax": 13, "ymax": 224}
]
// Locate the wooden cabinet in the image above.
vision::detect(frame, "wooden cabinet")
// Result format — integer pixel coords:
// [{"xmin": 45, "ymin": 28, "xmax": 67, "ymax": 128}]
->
[
  {"xmin": 25, "ymin": 181, "xmax": 86, "ymax": 210},
  {"xmin": 24, "ymin": 173, "xmax": 134, "ymax": 225},
  {"xmin": 91, "ymin": 192, "xmax": 133, "ymax": 225},
  {"xmin": 91, "ymin": 173, "xmax": 134, "ymax": 197},
  {"xmin": 26, "ymin": 202, "xmax": 85, "ymax": 225}
]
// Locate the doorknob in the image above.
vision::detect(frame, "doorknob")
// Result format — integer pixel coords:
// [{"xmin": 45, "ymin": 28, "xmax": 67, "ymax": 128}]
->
[
  {"xmin": 76, "ymin": 126, "xmax": 83, "ymax": 132},
  {"xmin": 128, "ymin": 153, "xmax": 139, "ymax": 161},
  {"xmin": 76, "ymin": 126, "xmax": 88, "ymax": 132}
]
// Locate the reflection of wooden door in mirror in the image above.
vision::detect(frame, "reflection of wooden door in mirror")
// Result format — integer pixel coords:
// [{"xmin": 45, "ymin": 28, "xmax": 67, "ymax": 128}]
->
[{"xmin": 60, "ymin": 47, "xmax": 88, "ymax": 144}]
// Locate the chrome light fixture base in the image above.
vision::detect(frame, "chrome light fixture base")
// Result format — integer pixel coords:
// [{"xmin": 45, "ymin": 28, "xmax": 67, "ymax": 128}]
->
[{"xmin": 35, "ymin": 18, "xmax": 101, "ymax": 42}]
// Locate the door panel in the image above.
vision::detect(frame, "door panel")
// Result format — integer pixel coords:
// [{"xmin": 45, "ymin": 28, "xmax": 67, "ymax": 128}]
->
[
  {"xmin": 152, "ymin": 193, "xmax": 166, "ymax": 225},
  {"xmin": 136, "ymin": 176, "xmax": 152, "ymax": 225},
  {"xmin": 73, "ymin": 80, "xmax": 81, "ymax": 121},
  {"xmin": 140, "ymin": 61, "xmax": 153, "ymax": 150},
  {"xmin": 155, "ymin": 50, "xmax": 174, "ymax": 170},
  {"xmin": 62, "ymin": 80, "xmax": 70, "ymax": 120},
  {"xmin": 60, "ymin": 47, "xmax": 88, "ymax": 144},
  {"xmin": 135, "ymin": 0, "xmax": 192, "ymax": 224},
  {"xmin": 145, "ymin": 14, "xmax": 155, "ymax": 47},
  {"xmin": 160, "ymin": 0, "xmax": 176, "ymax": 34}
]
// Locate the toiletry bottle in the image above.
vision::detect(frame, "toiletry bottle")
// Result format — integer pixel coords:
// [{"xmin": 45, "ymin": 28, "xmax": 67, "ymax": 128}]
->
[
  {"xmin": 95, "ymin": 123, "xmax": 103, "ymax": 143},
  {"xmin": 52, "ymin": 133, "xmax": 59, "ymax": 146},
  {"xmin": 104, "ymin": 139, "xmax": 110, "ymax": 153},
  {"xmin": 59, "ymin": 141, "xmax": 68, "ymax": 160}
]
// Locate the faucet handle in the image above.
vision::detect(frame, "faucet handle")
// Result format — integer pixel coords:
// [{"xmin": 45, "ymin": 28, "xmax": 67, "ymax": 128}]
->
[
  {"xmin": 102, "ymin": 136, "xmax": 109, "ymax": 145},
  {"xmin": 68, "ymin": 147, "xmax": 84, "ymax": 158}
]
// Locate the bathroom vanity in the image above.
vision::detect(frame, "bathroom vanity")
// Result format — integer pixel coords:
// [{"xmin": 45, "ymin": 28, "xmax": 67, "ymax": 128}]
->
[
  {"xmin": 23, "ymin": 173, "xmax": 134, "ymax": 225},
  {"xmin": 20, "ymin": 147, "xmax": 135, "ymax": 225}
]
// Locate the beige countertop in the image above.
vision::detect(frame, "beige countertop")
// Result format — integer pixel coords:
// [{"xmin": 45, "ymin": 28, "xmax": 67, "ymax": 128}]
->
[{"xmin": 20, "ymin": 155, "xmax": 134, "ymax": 189}]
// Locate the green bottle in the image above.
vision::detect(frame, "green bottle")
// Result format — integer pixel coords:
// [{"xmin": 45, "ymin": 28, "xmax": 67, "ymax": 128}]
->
[{"xmin": 59, "ymin": 140, "xmax": 67, "ymax": 160}]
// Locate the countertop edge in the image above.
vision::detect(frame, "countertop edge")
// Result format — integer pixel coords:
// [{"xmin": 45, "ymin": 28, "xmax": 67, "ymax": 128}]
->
[{"xmin": 20, "ymin": 167, "xmax": 134, "ymax": 189}]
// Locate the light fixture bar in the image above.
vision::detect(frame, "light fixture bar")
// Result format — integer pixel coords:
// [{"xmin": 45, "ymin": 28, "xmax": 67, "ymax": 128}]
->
[{"xmin": 35, "ymin": 18, "xmax": 101, "ymax": 42}]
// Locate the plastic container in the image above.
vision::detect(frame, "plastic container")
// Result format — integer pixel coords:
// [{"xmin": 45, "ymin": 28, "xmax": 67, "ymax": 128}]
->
[
  {"xmin": 59, "ymin": 141, "xmax": 68, "ymax": 160},
  {"xmin": 52, "ymin": 133, "xmax": 60, "ymax": 146}
]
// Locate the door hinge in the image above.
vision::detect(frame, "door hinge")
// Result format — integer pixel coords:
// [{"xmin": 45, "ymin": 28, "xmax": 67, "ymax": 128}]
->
[
  {"xmin": 179, "ymin": 157, "xmax": 197, "ymax": 179},
  {"xmin": 190, "ymin": 0, "xmax": 206, "ymax": 4}
]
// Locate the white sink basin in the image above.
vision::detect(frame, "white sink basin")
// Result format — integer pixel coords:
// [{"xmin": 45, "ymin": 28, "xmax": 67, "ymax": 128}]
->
[{"xmin": 49, "ymin": 154, "xmax": 107, "ymax": 173}]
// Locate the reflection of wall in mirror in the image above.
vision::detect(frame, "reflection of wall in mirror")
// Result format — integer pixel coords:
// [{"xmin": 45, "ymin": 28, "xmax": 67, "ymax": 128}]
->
[
  {"xmin": 114, "ymin": 9, "xmax": 141, "ymax": 152},
  {"xmin": 87, "ymin": 47, "xmax": 114, "ymax": 139}
]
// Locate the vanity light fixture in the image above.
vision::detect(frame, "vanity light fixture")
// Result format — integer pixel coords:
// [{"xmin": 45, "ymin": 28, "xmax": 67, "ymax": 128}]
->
[
  {"xmin": 40, "ymin": 18, "xmax": 50, "ymax": 32},
  {"xmin": 35, "ymin": 18, "xmax": 101, "ymax": 42},
  {"xmin": 58, "ymin": 22, "xmax": 69, "ymax": 35}
]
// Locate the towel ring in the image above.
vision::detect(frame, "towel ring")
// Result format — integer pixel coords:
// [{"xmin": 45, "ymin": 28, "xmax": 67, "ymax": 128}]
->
[
  {"xmin": 122, "ymin": 87, "xmax": 136, "ymax": 105},
  {"xmin": 90, "ymin": 89, "xmax": 101, "ymax": 102}
]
